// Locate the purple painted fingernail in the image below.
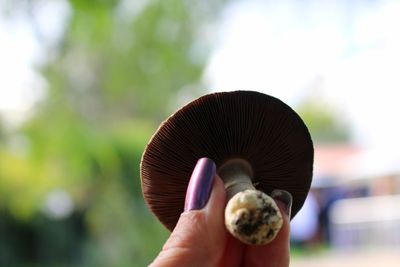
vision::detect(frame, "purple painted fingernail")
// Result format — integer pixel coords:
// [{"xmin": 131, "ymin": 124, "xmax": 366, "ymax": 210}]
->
[{"xmin": 184, "ymin": 158, "xmax": 216, "ymax": 211}]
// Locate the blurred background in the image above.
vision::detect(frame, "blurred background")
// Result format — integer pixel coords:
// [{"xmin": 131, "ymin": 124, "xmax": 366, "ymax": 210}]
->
[{"xmin": 1, "ymin": 0, "xmax": 400, "ymax": 266}]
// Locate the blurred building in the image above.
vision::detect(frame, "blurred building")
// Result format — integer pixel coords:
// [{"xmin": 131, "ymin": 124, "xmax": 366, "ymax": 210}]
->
[{"xmin": 291, "ymin": 143, "xmax": 400, "ymax": 249}]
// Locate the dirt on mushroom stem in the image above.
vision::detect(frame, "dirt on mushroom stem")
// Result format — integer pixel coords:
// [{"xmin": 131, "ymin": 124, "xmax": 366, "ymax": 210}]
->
[{"xmin": 218, "ymin": 159, "xmax": 283, "ymax": 245}]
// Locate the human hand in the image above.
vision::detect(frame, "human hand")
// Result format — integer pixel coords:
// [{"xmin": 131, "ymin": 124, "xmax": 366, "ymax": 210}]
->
[{"xmin": 150, "ymin": 158, "xmax": 292, "ymax": 267}]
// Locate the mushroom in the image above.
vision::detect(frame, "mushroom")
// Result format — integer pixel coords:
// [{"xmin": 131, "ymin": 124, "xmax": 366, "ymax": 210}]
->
[{"xmin": 141, "ymin": 91, "xmax": 313, "ymax": 245}]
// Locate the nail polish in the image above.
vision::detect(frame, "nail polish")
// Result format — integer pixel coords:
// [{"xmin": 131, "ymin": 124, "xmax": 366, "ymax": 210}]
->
[
  {"xmin": 271, "ymin": 189, "xmax": 293, "ymax": 218},
  {"xmin": 184, "ymin": 158, "xmax": 216, "ymax": 211}
]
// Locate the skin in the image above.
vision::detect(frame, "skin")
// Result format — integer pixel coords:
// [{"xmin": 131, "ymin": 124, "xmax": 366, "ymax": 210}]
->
[{"xmin": 150, "ymin": 176, "xmax": 290, "ymax": 267}]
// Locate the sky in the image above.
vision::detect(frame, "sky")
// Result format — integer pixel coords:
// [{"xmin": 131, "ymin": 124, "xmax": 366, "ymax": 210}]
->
[
  {"xmin": 0, "ymin": 0, "xmax": 67, "ymax": 127},
  {"xmin": 0, "ymin": 10, "xmax": 43, "ymax": 126},
  {"xmin": 1, "ymin": 0, "xmax": 400, "ymax": 151},
  {"xmin": 205, "ymin": 0, "xmax": 400, "ymax": 150}
]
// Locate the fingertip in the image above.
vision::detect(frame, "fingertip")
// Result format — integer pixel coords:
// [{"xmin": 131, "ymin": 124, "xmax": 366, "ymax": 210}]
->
[
  {"xmin": 205, "ymin": 175, "xmax": 226, "ymax": 214},
  {"xmin": 244, "ymin": 197, "xmax": 291, "ymax": 267},
  {"xmin": 273, "ymin": 198, "xmax": 291, "ymax": 251},
  {"xmin": 153, "ymin": 174, "xmax": 227, "ymax": 266},
  {"xmin": 271, "ymin": 189, "xmax": 293, "ymax": 219}
]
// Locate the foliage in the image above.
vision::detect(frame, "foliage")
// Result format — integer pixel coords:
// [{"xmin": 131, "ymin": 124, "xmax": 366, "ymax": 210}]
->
[
  {"xmin": 0, "ymin": 0, "xmax": 227, "ymax": 266},
  {"xmin": 297, "ymin": 99, "xmax": 350, "ymax": 144}
]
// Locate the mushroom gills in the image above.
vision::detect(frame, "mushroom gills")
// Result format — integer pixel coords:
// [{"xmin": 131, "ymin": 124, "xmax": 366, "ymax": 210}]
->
[{"xmin": 218, "ymin": 159, "xmax": 283, "ymax": 245}]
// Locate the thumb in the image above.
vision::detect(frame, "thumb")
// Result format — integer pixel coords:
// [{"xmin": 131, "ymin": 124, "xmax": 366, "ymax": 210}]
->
[{"xmin": 150, "ymin": 158, "xmax": 227, "ymax": 267}]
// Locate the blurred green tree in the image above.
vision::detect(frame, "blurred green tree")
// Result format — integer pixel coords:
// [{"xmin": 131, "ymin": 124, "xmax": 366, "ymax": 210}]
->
[
  {"xmin": 0, "ymin": 0, "xmax": 227, "ymax": 266},
  {"xmin": 297, "ymin": 99, "xmax": 350, "ymax": 144}
]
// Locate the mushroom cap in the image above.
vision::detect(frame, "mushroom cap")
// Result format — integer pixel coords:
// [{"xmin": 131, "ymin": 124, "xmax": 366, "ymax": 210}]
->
[{"xmin": 141, "ymin": 91, "xmax": 314, "ymax": 231}]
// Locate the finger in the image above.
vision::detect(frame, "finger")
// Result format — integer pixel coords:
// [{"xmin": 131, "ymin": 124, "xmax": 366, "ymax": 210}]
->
[
  {"xmin": 219, "ymin": 233, "xmax": 245, "ymax": 267},
  {"xmin": 150, "ymin": 158, "xmax": 227, "ymax": 267},
  {"xmin": 244, "ymin": 190, "xmax": 292, "ymax": 267}
]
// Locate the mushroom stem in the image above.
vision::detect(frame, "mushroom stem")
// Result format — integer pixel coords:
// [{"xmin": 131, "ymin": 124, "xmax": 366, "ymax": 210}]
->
[
  {"xmin": 218, "ymin": 159, "xmax": 255, "ymax": 199},
  {"xmin": 218, "ymin": 159, "xmax": 283, "ymax": 245}
]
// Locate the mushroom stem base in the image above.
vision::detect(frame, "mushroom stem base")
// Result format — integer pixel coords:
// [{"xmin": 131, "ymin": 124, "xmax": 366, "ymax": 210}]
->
[{"xmin": 225, "ymin": 189, "xmax": 283, "ymax": 245}]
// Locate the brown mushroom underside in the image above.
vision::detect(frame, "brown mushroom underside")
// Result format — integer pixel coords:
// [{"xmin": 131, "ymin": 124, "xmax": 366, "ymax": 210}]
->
[{"xmin": 141, "ymin": 91, "xmax": 314, "ymax": 231}]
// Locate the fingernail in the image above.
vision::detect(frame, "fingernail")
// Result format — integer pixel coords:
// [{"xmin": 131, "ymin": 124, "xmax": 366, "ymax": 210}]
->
[
  {"xmin": 184, "ymin": 158, "xmax": 216, "ymax": 211},
  {"xmin": 271, "ymin": 189, "xmax": 293, "ymax": 218}
]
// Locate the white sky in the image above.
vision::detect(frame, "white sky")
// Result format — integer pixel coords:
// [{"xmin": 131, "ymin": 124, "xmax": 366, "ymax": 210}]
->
[
  {"xmin": 0, "ymin": 12, "xmax": 43, "ymax": 125},
  {"xmin": 0, "ymin": 0, "xmax": 67, "ymax": 127},
  {"xmin": 1, "ymin": 0, "xmax": 400, "ymax": 150},
  {"xmin": 205, "ymin": 0, "xmax": 400, "ymax": 149}
]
